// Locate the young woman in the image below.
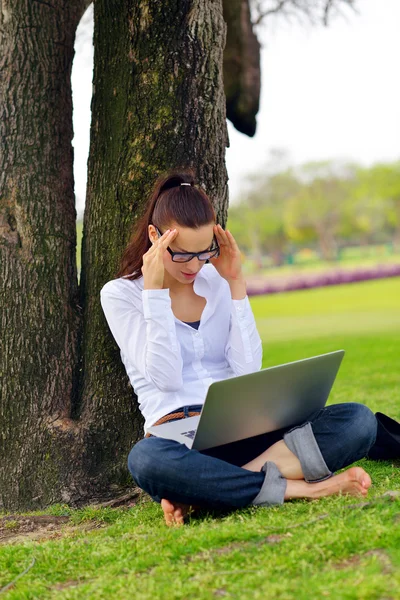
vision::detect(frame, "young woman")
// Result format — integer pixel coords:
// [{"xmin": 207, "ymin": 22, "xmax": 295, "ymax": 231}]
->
[{"xmin": 100, "ymin": 169, "xmax": 378, "ymax": 527}]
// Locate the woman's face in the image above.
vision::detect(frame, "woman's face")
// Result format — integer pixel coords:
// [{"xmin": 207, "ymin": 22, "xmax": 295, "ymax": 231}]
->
[{"xmin": 149, "ymin": 222, "xmax": 216, "ymax": 285}]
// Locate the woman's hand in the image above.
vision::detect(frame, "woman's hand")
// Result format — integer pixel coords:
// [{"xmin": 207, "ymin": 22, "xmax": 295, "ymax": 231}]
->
[
  {"xmin": 142, "ymin": 228, "xmax": 178, "ymax": 289},
  {"xmin": 209, "ymin": 224, "xmax": 244, "ymax": 282}
]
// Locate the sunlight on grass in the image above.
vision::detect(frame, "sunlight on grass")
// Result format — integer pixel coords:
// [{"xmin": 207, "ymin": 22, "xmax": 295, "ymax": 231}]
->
[{"xmin": 251, "ymin": 277, "xmax": 400, "ymax": 341}]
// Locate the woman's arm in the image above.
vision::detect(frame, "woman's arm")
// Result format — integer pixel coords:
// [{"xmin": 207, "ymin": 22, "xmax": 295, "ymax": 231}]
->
[
  {"xmin": 224, "ymin": 278, "xmax": 263, "ymax": 376},
  {"xmin": 100, "ymin": 284, "xmax": 184, "ymax": 392},
  {"xmin": 208, "ymin": 224, "xmax": 263, "ymax": 377}
]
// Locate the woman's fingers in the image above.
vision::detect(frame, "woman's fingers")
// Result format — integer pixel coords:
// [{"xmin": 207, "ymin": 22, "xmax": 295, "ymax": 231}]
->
[
  {"xmin": 147, "ymin": 229, "xmax": 177, "ymax": 256},
  {"xmin": 163, "ymin": 229, "xmax": 178, "ymax": 242},
  {"xmin": 214, "ymin": 224, "xmax": 234, "ymax": 249},
  {"xmin": 214, "ymin": 224, "xmax": 227, "ymax": 244},
  {"xmin": 156, "ymin": 229, "xmax": 177, "ymax": 248}
]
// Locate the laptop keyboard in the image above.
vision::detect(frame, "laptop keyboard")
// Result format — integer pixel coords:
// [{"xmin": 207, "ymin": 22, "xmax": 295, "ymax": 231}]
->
[{"xmin": 180, "ymin": 429, "xmax": 196, "ymax": 439}]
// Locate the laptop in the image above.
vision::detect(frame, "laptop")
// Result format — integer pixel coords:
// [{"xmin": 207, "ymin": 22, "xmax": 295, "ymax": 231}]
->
[{"xmin": 146, "ymin": 350, "xmax": 345, "ymax": 451}]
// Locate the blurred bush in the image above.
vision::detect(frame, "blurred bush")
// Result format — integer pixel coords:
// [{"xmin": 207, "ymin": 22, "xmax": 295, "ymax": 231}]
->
[{"xmin": 227, "ymin": 154, "xmax": 400, "ymax": 267}]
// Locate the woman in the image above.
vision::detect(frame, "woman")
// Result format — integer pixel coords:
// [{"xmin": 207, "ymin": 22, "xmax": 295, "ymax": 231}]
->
[{"xmin": 100, "ymin": 169, "xmax": 378, "ymax": 527}]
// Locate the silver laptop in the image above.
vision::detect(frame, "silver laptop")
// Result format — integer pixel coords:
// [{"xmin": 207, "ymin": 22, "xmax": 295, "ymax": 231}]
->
[{"xmin": 147, "ymin": 350, "xmax": 345, "ymax": 451}]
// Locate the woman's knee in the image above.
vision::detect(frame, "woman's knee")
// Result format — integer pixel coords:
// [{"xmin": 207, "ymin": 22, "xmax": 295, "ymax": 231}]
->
[
  {"xmin": 127, "ymin": 436, "xmax": 188, "ymax": 487},
  {"xmin": 127, "ymin": 437, "xmax": 163, "ymax": 485},
  {"xmin": 311, "ymin": 402, "xmax": 378, "ymax": 465},
  {"xmin": 342, "ymin": 402, "xmax": 377, "ymax": 452}
]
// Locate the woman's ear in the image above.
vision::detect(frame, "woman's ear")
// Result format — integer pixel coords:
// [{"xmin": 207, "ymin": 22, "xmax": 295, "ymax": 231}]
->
[{"xmin": 148, "ymin": 225, "xmax": 156, "ymax": 245}]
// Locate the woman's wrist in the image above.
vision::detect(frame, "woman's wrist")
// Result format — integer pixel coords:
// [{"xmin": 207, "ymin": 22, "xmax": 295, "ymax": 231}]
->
[{"xmin": 228, "ymin": 276, "xmax": 247, "ymax": 300}]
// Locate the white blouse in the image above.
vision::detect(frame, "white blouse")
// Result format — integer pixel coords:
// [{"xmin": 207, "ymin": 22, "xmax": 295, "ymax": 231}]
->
[{"xmin": 100, "ymin": 264, "xmax": 263, "ymax": 435}]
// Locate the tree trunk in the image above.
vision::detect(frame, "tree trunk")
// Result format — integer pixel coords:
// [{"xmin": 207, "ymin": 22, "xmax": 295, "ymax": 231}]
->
[
  {"xmin": 0, "ymin": 0, "xmax": 90, "ymax": 510},
  {"xmin": 1, "ymin": 0, "xmax": 229, "ymax": 511},
  {"xmin": 76, "ymin": 0, "xmax": 229, "ymax": 493},
  {"xmin": 270, "ymin": 249, "xmax": 285, "ymax": 268},
  {"xmin": 222, "ymin": 0, "xmax": 261, "ymax": 136},
  {"xmin": 316, "ymin": 224, "xmax": 338, "ymax": 261}
]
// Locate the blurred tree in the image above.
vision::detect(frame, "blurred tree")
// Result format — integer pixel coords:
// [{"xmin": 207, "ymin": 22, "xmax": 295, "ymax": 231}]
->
[
  {"xmin": 229, "ymin": 157, "xmax": 399, "ymax": 263},
  {"xmin": 341, "ymin": 165, "xmax": 386, "ymax": 245},
  {"xmin": 284, "ymin": 161, "xmax": 354, "ymax": 260},
  {"xmin": 229, "ymin": 163, "xmax": 300, "ymax": 266},
  {"xmin": 226, "ymin": 204, "xmax": 253, "ymax": 252},
  {"xmin": 254, "ymin": 168, "xmax": 301, "ymax": 265},
  {"xmin": 354, "ymin": 162, "xmax": 400, "ymax": 249}
]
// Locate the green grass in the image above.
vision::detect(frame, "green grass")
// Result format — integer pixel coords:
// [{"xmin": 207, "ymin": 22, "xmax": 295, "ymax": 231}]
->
[
  {"xmin": 251, "ymin": 277, "xmax": 400, "ymax": 341},
  {"xmin": 1, "ymin": 278, "xmax": 400, "ymax": 599}
]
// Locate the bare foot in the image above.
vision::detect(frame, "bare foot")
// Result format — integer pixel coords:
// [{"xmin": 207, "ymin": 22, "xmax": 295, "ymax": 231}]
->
[
  {"xmin": 161, "ymin": 498, "xmax": 201, "ymax": 526},
  {"xmin": 285, "ymin": 466, "xmax": 372, "ymax": 501},
  {"xmin": 312, "ymin": 466, "xmax": 372, "ymax": 498}
]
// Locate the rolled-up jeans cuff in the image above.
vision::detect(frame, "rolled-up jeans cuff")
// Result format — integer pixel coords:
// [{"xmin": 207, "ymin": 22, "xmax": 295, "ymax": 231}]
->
[
  {"xmin": 283, "ymin": 422, "xmax": 333, "ymax": 483},
  {"xmin": 250, "ymin": 461, "xmax": 287, "ymax": 506}
]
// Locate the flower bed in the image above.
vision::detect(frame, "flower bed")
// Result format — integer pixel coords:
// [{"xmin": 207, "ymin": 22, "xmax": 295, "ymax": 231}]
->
[{"xmin": 246, "ymin": 263, "xmax": 400, "ymax": 297}]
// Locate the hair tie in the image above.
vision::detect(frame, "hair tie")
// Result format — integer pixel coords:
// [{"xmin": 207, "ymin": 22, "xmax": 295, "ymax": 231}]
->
[{"xmin": 180, "ymin": 183, "xmax": 191, "ymax": 186}]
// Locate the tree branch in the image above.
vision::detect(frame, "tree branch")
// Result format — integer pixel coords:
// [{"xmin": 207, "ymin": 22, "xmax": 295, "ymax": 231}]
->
[{"xmin": 250, "ymin": 0, "xmax": 358, "ymax": 27}]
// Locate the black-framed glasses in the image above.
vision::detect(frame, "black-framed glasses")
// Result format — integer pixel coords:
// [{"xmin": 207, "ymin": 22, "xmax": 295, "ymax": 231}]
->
[{"xmin": 154, "ymin": 226, "xmax": 220, "ymax": 263}]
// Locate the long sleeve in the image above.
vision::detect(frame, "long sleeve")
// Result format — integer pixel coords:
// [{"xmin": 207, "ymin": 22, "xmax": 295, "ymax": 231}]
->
[
  {"xmin": 224, "ymin": 295, "xmax": 263, "ymax": 376},
  {"xmin": 100, "ymin": 285, "xmax": 184, "ymax": 392}
]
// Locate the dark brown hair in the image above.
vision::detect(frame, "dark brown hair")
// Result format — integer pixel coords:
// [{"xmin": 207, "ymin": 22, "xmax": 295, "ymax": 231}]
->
[{"xmin": 115, "ymin": 168, "xmax": 216, "ymax": 280}]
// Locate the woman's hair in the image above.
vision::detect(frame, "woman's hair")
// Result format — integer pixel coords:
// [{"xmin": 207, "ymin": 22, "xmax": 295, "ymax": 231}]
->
[{"xmin": 115, "ymin": 168, "xmax": 216, "ymax": 280}]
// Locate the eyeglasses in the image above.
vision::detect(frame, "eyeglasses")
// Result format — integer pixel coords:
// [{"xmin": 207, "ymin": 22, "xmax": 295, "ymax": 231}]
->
[{"xmin": 154, "ymin": 226, "xmax": 220, "ymax": 263}]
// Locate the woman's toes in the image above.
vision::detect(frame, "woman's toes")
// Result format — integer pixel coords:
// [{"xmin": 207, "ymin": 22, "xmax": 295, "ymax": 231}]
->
[
  {"xmin": 348, "ymin": 467, "xmax": 372, "ymax": 490},
  {"xmin": 161, "ymin": 498, "xmax": 195, "ymax": 526},
  {"xmin": 161, "ymin": 498, "xmax": 176, "ymax": 526},
  {"xmin": 342, "ymin": 467, "xmax": 372, "ymax": 496},
  {"xmin": 174, "ymin": 507, "xmax": 185, "ymax": 525},
  {"xmin": 161, "ymin": 498, "xmax": 183, "ymax": 526},
  {"xmin": 362, "ymin": 472, "xmax": 372, "ymax": 488}
]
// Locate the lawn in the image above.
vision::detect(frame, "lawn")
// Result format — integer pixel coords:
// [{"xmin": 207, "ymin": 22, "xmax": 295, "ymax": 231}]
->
[{"xmin": 1, "ymin": 278, "xmax": 400, "ymax": 599}]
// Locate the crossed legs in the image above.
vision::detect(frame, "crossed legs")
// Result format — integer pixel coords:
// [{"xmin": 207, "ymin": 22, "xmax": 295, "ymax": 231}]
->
[
  {"xmin": 162, "ymin": 441, "xmax": 372, "ymax": 526},
  {"xmin": 129, "ymin": 403, "xmax": 378, "ymax": 526}
]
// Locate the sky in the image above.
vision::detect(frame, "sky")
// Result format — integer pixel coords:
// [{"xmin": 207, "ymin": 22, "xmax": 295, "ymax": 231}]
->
[{"xmin": 71, "ymin": 0, "xmax": 400, "ymax": 217}]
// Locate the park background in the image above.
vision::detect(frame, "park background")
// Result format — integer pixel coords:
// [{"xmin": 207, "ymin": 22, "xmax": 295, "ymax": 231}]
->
[{"xmin": 2, "ymin": 0, "xmax": 400, "ymax": 598}]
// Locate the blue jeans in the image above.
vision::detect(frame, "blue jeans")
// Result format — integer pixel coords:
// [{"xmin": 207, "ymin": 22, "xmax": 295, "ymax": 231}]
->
[{"xmin": 127, "ymin": 402, "xmax": 377, "ymax": 509}]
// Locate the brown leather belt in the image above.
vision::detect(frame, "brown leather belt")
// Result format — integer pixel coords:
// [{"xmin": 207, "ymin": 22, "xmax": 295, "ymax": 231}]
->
[{"xmin": 145, "ymin": 409, "xmax": 202, "ymax": 438}]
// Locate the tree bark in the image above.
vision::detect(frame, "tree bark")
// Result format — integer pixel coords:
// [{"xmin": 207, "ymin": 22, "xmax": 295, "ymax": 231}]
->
[
  {"xmin": 0, "ymin": 0, "xmax": 229, "ymax": 510},
  {"xmin": 223, "ymin": 0, "xmax": 261, "ymax": 136},
  {"xmin": 0, "ymin": 0, "xmax": 92, "ymax": 509}
]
